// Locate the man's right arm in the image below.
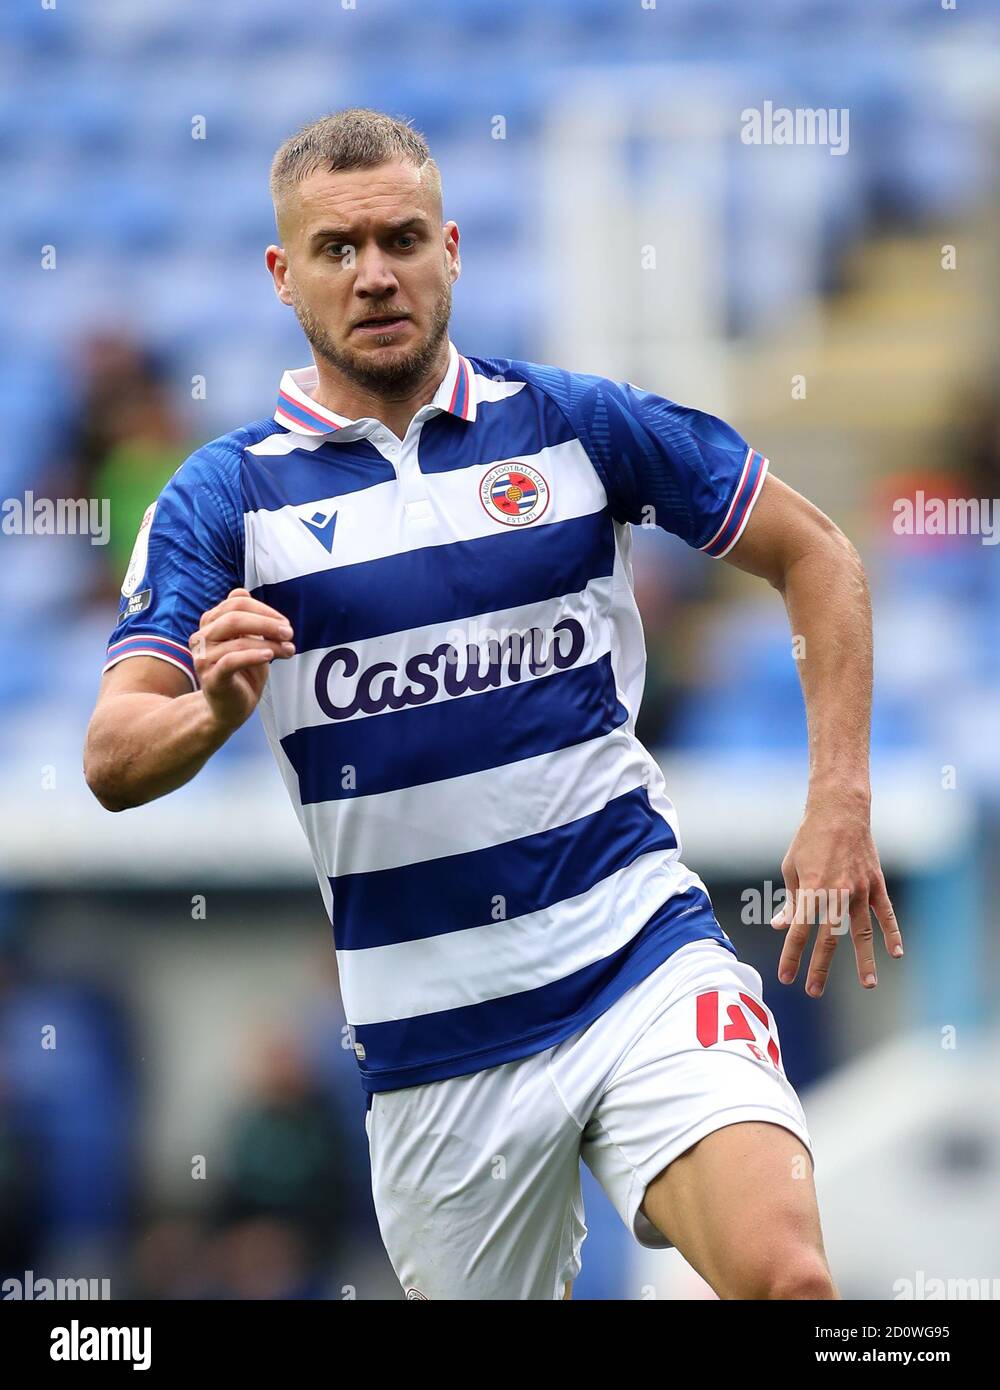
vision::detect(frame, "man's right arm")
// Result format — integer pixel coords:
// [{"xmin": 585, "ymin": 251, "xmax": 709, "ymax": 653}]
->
[{"xmin": 84, "ymin": 590, "xmax": 295, "ymax": 812}]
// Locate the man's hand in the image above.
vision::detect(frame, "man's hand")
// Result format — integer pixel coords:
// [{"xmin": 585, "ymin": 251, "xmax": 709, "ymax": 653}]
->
[
  {"xmin": 191, "ymin": 588, "xmax": 295, "ymax": 732},
  {"xmin": 85, "ymin": 589, "xmax": 297, "ymax": 813},
  {"xmin": 722, "ymin": 474, "xmax": 904, "ymax": 998},
  {"xmin": 771, "ymin": 796, "xmax": 904, "ymax": 996}
]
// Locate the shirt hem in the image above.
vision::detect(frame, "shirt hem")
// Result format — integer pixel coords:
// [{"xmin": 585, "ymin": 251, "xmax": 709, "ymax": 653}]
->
[{"xmin": 357, "ymin": 912, "xmax": 736, "ymax": 1094}]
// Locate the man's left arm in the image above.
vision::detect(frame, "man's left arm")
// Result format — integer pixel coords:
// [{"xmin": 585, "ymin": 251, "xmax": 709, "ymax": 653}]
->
[{"xmin": 722, "ymin": 472, "xmax": 904, "ymax": 996}]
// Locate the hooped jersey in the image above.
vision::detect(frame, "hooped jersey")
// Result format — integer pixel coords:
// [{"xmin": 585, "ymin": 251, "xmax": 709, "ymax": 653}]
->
[{"xmin": 103, "ymin": 340, "xmax": 769, "ymax": 1092}]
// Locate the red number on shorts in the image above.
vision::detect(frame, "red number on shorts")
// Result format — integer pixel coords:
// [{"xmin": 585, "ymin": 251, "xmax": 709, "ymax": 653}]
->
[{"xmin": 695, "ymin": 990, "xmax": 780, "ymax": 1069}]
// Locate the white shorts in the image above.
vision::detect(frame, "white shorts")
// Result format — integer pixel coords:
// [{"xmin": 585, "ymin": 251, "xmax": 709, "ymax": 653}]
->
[{"xmin": 364, "ymin": 938, "xmax": 813, "ymax": 1300}]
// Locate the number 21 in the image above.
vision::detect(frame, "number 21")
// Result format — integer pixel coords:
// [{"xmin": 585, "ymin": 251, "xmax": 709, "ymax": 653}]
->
[{"xmin": 695, "ymin": 990, "xmax": 781, "ymax": 1070}]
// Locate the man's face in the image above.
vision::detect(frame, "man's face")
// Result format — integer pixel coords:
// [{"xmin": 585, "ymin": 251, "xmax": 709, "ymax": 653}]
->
[{"xmin": 266, "ymin": 159, "xmax": 460, "ymax": 395}]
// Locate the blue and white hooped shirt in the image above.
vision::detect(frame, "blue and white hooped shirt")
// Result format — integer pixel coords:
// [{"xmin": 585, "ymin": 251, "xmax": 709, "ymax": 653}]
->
[{"xmin": 103, "ymin": 339, "xmax": 769, "ymax": 1093}]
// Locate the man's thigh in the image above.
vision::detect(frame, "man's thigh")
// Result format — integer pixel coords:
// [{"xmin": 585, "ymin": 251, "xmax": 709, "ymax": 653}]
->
[
  {"xmin": 581, "ymin": 940, "xmax": 825, "ymax": 1297},
  {"xmin": 367, "ymin": 1055, "xmax": 585, "ymax": 1301},
  {"xmin": 641, "ymin": 1119, "xmax": 836, "ymax": 1299}
]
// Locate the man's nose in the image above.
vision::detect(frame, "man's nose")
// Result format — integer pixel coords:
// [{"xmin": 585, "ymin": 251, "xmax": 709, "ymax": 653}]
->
[{"xmin": 353, "ymin": 245, "xmax": 399, "ymax": 297}]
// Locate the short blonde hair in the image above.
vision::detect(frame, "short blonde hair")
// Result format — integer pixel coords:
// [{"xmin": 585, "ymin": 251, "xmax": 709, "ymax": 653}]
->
[{"xmin": 270, "ymin": 108, "xmax": 442, "ymax": 229}]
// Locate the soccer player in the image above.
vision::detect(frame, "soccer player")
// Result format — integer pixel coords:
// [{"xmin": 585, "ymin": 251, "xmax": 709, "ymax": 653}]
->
[{"xmin": 84, "ymin": 109, "xmax": 903, "ymax": 1301}]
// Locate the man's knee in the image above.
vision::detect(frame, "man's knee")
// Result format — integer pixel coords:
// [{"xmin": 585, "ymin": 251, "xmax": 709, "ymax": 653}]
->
[{"xmin": 737, "ymin": 1247, "xmax": 837, "ymax": 1301}]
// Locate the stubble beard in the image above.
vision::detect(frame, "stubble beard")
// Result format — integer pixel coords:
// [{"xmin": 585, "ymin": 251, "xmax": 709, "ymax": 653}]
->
[{"xmin": 290, "ymin": 277, "xmax": 453, "ymax": 397}]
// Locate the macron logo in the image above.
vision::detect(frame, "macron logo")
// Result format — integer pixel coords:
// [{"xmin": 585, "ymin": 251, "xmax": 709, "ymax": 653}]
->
[{"xmin": 301, "ymin": 508, "xmax": 338, "ymax": 553}]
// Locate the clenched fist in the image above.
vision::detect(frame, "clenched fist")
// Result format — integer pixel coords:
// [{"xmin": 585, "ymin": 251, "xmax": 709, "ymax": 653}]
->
[{"xmin": 190, "ymin": 588, "xmax": 296, "ymax": 732}]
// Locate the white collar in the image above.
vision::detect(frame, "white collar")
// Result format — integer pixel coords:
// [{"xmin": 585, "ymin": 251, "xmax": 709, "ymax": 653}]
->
[{"xmin": 273, "ymin": 339, "xmax": 478, "ymax": 437}]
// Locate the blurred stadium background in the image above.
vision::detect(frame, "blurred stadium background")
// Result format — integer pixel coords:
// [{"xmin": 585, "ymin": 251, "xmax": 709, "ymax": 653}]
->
[{"xmin": 1, "ymin": 0, "xmax": 999, "ymax": 1300}]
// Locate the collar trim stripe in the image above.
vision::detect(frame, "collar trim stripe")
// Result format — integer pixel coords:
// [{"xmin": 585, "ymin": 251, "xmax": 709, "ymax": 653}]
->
[
  {"xmin": 276, "ymin": 391, "xmax": 342, "ymax": 435},
  {"xmin": 448, "ymin": 355, "xmax": 469, "ymax": 418},
  {"xmin": 272, "ymin": 341, "xmax": 476, "ymax": 436}
]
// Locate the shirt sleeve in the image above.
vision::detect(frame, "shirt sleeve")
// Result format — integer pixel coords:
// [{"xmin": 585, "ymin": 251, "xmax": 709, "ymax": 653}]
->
[
  {"xmin": 102, "ymin": 440, "xmax": 244, "ymax": 689},
  {"xmin": 572, "ymin": 376, "xmax": 769, "ymax": 557}
]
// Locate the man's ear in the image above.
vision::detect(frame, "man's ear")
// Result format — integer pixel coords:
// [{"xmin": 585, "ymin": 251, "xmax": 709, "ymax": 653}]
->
[
  {"xmin": 444, "ymin": 221, "xmax": 461, "ymax": 283},
  {"xmin": 265, "ymin": 245, "xmax": 294, "ymax": 305}
]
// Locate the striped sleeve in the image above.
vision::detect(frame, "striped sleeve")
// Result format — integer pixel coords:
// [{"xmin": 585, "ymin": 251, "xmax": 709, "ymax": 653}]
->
[
  {"xmin": 103, "ymin": 440, "xmax": 244, "ymax": 688},
  {"xmin": 697, "ymin": 445, "xmax": 769, "ymax": 558},
  {"xmin": 104, "ymin": 632, "xmax": 201, "ymax": 686},
  {"xmin": 569, "ymin": 376, "xmax": 770, "ymax": 557}
]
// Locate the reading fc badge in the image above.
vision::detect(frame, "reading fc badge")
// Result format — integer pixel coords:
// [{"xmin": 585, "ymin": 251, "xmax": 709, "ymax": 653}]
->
[{"xmin": 480, "ymin": 462, "xmax": 550, "ymax": 527}]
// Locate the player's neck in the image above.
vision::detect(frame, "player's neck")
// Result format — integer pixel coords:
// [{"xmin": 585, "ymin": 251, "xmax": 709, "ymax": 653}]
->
[{"xmin": 309, "ymin": 340, "xmax": 451, "ymax": 441}]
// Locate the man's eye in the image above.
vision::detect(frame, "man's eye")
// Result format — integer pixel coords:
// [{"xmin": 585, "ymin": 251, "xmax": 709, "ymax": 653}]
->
[
  {"xmin": 325, "ymin": 243, "xmax": 349, "ymax": 258},
  {"xmin": 397, "ymin": 235, "xmax": 417, "ymax": 249}
]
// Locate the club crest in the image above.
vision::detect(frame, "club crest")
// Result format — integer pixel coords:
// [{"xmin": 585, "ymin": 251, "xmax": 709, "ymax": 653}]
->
[{"xmin": 479, "ymin": 462, "xmax": 550, "ymax": 527}]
